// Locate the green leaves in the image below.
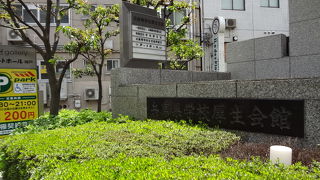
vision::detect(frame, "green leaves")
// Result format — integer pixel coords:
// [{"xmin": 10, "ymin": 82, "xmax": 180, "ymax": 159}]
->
[
  {"xmin": 43, "ymin": 155, "xmax": 320, "ymax": 179},
  {"xmin": 72, "ymin": 67, "xmax": 95, "ymax": 78},
  {"xmin": 1, "ymin": 111, "xmax": 319, "ymax": 179},
  {"xmin": 1, "ymin": 115, "xmax": 240, "ymax": 179},
  {"xmin": 12, "ymin": 109, "xmax": 112, "ymax": 134},
  {"xmin": 132, "ymin": 0, "xmax": 204, "ymax": 69}
]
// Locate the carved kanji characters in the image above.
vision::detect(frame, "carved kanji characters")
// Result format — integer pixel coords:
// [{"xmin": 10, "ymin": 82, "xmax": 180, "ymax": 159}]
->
[
  {"xmin": 270, "ymin": 107, "xmax": 292, "ymax": 130},
  {"xmin": 230, "ymin": 105, "xmax": 245, "ymax": 125},
  {"xmin": 248, "ymin": 106, "xmax": 267, "ymax": 128},
  {"xmin": 197, "ymin": 104, "xmax": 210, "ymax": 122},
  {"xmin": 212, "ymin": 104, "xmax": 226, "ymax": 124}
]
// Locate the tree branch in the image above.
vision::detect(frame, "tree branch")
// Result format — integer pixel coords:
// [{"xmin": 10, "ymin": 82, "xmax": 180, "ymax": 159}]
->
[
  {"xmin": 4, "ymin": 1, "xmax": 45, "ymax": 56},
  {"xmin": 58, "ymin": 46, "xmax": 82, "ymax": 85},
  {"xmin": 5, "ymin": 1, "xmax": 45, "ymax": 42},
  {"xmin": 17, "ymin": 0, "xmax": 45, "ymax": 32}
]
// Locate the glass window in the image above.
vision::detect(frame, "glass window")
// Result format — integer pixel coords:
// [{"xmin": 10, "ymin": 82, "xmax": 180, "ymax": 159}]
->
[
  {"xmin": 221, "ymin": 0, "xmax": 233, "ymax": 9},
  {"xmin": 20, "ymin": 4, "xmax": 69, "ymax": 24},
  {"xmin": 23, "ymin": 8, "xmax": 37, "ymax": 23},
  {"xmin": 161, "ymin": 9, "xmax": 186, "ymax": 26},
  {"xmin": 260, "ymin": 0, "xmax": 269, "ymax": 6},
  {"xmin": 60, "ymin": 6, "xmax": 69, "ymax": 24},
  {"xmin": 174, "ymin": 11, "xmax": 185, "ymax": 25},
  {"xmin": 233, "ymin": 0, "xmax": 245, "ymax": 10},
  {"xmin": 222, "ymin": 0, "xmax": 245, "ymax": 10},
  {"xmin": 106, "ymin": 60, "xmax": 119, "ymax": 72},
  {"xmin": 39, "ymin": 9, "xmax": 54, "ymax": 23},
  {"xmin": 39, "ymin": 9, "xmax": 46, "ymax": 23},
  {"xmin": 37, "ymin": 61, "xmax": 71, "ymax": 80},
  {"xmin": 270, "ymin": 0, "xmax": 279, "ymax": 8},
  {"xmin": 13, "ymin": 5, "xmax": 22, "ymax": 18},
  {"xmin": 39, "ymin": 61, "xmax": 49, "ymax": 80},
  {"xmin": 260, "ymin": 0, "xmax": 279, "ymax": 8},
  {"xmin": 60, "ymin": 14, "xmax": 69, "ymax": 23},
  {"xmin": 56, "ymin": 61, "xmax": 71, "ymax": 79}
]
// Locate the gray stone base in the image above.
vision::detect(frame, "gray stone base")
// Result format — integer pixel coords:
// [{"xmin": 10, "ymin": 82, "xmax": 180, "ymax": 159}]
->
[{"xmin": 111, "ymin": 68, "xmax": 320, "ymax": 146}]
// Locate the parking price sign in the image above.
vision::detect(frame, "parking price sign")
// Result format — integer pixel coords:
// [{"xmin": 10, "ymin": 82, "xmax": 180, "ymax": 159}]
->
[{"xmin": 0, "ymin": 69, "xmax": 38, "ymax": 136}]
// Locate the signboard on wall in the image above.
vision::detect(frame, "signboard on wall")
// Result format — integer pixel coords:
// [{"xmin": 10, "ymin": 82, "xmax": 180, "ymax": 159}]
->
[
  {"xmin": 0, "ymin": 45, "xmax": 36, "ymax": 69},
  {"xmin": 0, "ymin": 45, "xmax": 38, "ymax": 136},
  {"xmin": 147, "ymin": 98, "xmax": 304, "ymax": 137},
  {"xmin": 211, "ymin": 16, "xmax": 226, "ymax": 72},
  {"xmin": 131, "ymin": 12, "xmax": 166, "ymax": 60},
  {"xmin": 120, "ymin": 2, "xmax": 166, "ymax": 68}
]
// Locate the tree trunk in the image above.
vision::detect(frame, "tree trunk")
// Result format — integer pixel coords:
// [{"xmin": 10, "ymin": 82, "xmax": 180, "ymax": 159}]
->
[
  {"xmin": 46, "ymin": 60, "xmax": 61, "ymax": 116},
  {"xmin": 97, "ymin": 73, "xmax": 103, "ymax": 112}
]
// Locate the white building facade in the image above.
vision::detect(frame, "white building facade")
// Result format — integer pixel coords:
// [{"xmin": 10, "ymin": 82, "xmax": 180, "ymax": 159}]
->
[{"xmin": 200, "ymin": 0, "xmax": 289, "ymax": 72}]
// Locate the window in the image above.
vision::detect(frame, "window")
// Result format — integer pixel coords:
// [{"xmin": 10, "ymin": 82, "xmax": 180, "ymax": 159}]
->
[
  {"xmin": 39, "ymin": 61, "xmax": 49, "ymax": 80},
  {"xmin": 160, "ymin": 9, "xmax": 186, "ymax": 26},
  {"xmin": 37, "ymin": 61, "xmax": 71, "ymax": 80},
  {"xmin": 168, "ymin": 11, "xmax": 186, "ymax": 26},
  {"xmin": 221, "ymin": 0, "xmax": 245, "ymax": 10},
  {"xmin": 22, "ymin": 5, "xmax": 37, "ymax": 23},
  {"xmin": 55, "ymin": 61, "xmax": 71, "ymax": 79},
  {"xmin": 13, "ymin": 4, "xmax": 70, "ymax": 25},
  {"xmin": 260, "ymin": 0, "xmax": 279, "ymax": 8},
  {"xmin": 106, "ymin": 59, "xmax": 119, "ymax": 72}
]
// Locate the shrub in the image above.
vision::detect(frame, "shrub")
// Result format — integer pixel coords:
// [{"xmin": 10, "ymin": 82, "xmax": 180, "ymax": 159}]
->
[
  {"xmin": 38, "ymin": 155, "xmax": 320, "ymax": 179},
  {"xmin": 13, "ymin": 109, "xmax": 112, "ymax": 134},
  {"xmin": 0, "ymin": 120, "xmax": 239, "ymax": 179}
]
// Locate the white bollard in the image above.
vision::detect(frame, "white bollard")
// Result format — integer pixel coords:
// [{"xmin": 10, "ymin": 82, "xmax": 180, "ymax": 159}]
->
[{"xmin": 270, "ymin": 145, "xmax": 292, "ymax": 166}]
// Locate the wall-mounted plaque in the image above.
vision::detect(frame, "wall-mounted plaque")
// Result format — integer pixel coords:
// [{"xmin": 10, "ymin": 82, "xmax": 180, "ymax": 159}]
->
[
  {"xmin": 120, "ymin": 2, "xmax": 166, "ymax": 68},
  {"xmin": 131, "ymin": 12, "xmax": 166, "ymax": 60},
  {"xmin": 147, "ymin": 98, "xmax": 304, "ymax": 137}
]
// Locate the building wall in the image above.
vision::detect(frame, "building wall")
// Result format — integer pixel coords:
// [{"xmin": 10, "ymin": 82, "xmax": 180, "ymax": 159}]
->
[
  {"xmin": 225, "ymin": 0, "xmax": 320, "ymax": 80},
  {"xmin": 201, "ymin": 0, "xmax": 289, "ymax": 72},
  {"xmin": 202, "ymin": 0, "xmax": 289, "ymax": 41},
  {"xmin": 0, "ymin": 0, "xmax": 203, "ymax": 111},
  {"xmin": 0, "ymin": 0, "xmax": 122, "ymax": 111}
]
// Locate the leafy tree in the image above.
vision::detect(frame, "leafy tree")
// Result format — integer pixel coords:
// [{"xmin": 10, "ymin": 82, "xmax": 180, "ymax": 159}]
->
[
  {"xmin": 0, "ymin": 0, "xmax": 85, "ymax": 116},
  {"xmin": 61, "ymin": 4, "xmax": 120, "ymax": 112},
  {"xmin": 128, "ymin": 0, "xmax": 203, "ymax": 70}
]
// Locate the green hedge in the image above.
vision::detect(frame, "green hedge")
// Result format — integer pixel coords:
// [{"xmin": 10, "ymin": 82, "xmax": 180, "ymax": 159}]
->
[
  {"xmin": 0, "ymin": 120, "xmax": 240, "ymax": 179},
  {"xmin": 13, "ymin": 109, "xmax": 113, "ymax": 134},
  {"xmin": 2, "ymin": 110, "xmax": 318, "ymax": 179},
  {"xmin": 44, "ymin": 155, "xmax": 320, "ymax": 180}
]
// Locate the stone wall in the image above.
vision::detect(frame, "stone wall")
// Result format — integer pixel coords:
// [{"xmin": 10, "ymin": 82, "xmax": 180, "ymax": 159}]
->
[
  {"xmin": 111, "ymin": 68, "xmax": 231, "ymax": 118},
  {"xmin": 111, "ymin": 68, "xmax": 320, "ymax": 145},
  {"xmin": 289, "ymin": 0, "xmax": 320, "ymax": 78},
  {"xmin": 226, "ymin": 34, "xmax": 290, "ymax": 80},
  {"xmin": 226, "ymin": 0, "xmax": 320, "ymax": 80}
]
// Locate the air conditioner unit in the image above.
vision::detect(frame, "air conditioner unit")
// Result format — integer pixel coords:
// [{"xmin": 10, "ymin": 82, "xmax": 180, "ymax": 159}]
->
[
  {"xmin": 38, "ymin": 82, "xmax": 48, "ymax": 104},
  {"xmin": 84, "ymin": 88, "xmax": 98, "ymax": 100},
  {"xmin": 60, "ymin": 79, "xmax": 68, "ymax": 100},
  {"xmin": 104, "ymin": 40, "xmax": 113, "ymax": 49},
  {"xmin": 225, "ymin": 19, "xmax": 236, "ymax": 29},
  {"xmin": 47, "ymin": 79, "xmax": 68, "ymax": 101},
  {"xmin": 7, "ymin": 29, "xmax": 23, "ymax": 41}
]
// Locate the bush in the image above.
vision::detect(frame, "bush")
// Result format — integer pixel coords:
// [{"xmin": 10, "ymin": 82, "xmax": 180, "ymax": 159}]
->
[
  {"xmin": 34, "ymin": 155, "xmax": 320, "ymax": 179},
  {"xmin": 13, "ymin": 109, "xmax": 112, "ymax": 134},
  {"xmin": 0, "ymin": 120, "xmax": 239, "ymax": 179}
]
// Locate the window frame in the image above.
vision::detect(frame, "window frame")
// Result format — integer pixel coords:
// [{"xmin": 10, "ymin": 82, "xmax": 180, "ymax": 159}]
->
[
  {"xmin": 260, "ymin": 0, "xmax": 280, "ymax": 8},
  {"xmin": 105, "ymin": 59, "xmax": 119, "ymax": 74},
  {"xmin": 159, "ymin": 8, "xmax": 187, "ymax": 27},
  {"xmin": 221, "ymin": 0, "xmax": 246, "ymax": 11},
  {"xmin": 14, "ymin": 3, "xmax": 70, "ymax": 26},
  {"xmin": 37, "ymin": 60, "xmax": 72, "ymax": 82}
]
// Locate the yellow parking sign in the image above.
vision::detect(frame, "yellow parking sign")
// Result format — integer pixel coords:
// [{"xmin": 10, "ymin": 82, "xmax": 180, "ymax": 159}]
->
[{"xmin": 0, "ymin": 69, "xmax": 38, "ymax": 136}]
